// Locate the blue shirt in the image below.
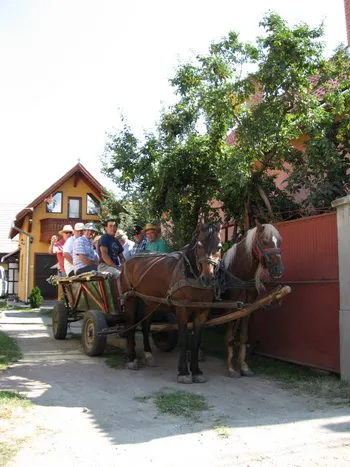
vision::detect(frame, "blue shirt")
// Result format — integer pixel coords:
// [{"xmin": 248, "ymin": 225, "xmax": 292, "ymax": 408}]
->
[
  {"xmin": 73, "ymin": 235, "xmax": 96, "ymax": 273},
  {"xmin": 130, "ymin": 237, "xmax": 148, "ymax": 256},
  {"xmin": 98, "ymin": 234, "xmax": 124, "ymax": 266}
]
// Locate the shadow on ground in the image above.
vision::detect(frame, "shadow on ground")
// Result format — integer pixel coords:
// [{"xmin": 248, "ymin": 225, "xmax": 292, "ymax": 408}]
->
[{"xmin": 1, "ymin": 312, "xmax": 349, "ymax": 450}]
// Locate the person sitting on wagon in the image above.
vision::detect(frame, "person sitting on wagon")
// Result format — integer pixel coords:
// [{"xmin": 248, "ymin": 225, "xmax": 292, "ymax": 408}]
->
[
  {"xmin": 115, "ymin": 229, "xmax": 135, "ymax": 260},
  {"xmin": 97, "ymin": 218, "xmax": 125, "ymax": 277},
  {"xmin": 73, "ymin": 223, "xmax": 99, "ymax": 275},
  {"xmin": 129, "ymin": 225, "xmax": 148, "ymax": 256},
  {"xmin": 48, "ymin": 224, "xmax": 74, "ymax": 276},
  {"xmin": 144, "ymin": 223, "xmax": 169, "ymax": 253},
  {"xmin": 63, "ymin": 222, "xmax": 85, "ymax": 277}
]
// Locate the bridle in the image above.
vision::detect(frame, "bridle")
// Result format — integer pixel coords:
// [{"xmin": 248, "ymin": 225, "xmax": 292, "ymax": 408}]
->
[
  {"xmin": 253, "ymin": 234, "xmax": 282, "ymax": 276},
  {"xmin": 190, "ymin": 238, "xmax": 221, "ymax": 279}
]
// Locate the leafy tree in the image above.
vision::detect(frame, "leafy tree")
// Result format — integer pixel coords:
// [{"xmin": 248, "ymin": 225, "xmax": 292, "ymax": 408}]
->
[{"xmin": 102, "ymin": 13, "xmax": 350, "ymax": 241}]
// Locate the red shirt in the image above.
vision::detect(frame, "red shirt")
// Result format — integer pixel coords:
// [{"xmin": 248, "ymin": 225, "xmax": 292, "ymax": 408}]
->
[{"xmin": 53, "ymin": 239, "xmax": 65, "ymax": 272}]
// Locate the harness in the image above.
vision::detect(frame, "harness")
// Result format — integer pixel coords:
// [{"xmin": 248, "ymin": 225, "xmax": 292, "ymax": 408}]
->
[
  {"xmin": 122, "ymin": 246, "xmax": 220, "ymax": 303},
  {"xmin": 217, "ymin": 232, "xmax": 282, "ymax": 298}
]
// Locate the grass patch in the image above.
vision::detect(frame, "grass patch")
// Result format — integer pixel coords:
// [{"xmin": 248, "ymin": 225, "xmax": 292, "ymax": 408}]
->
[
  {"xmin": 155, "ymin": 390, "xmax": 209, "ymax": 420},
  {"xmin": 40, "ymin": 310, "xmax": 52, "ymax": 318},
  {"xmin": 0, "ymin": 299, "xmax": 27, "ymax": 312},
  {"xmin": 0, "ymin": 391, "xmax": 31, "ymax": 418},
  {"xmin": 212, "ymin": 416, "xmax": 230, "ymax": 439},
  {"xmin": 201, "ymin": 327, "xmax": 350, "ymax": 406},
  {"xmin": 0, "ymin": 437, "xmax": 29, "ymax": 467},
  {"xmin": 104, "ymin": 346, "xmax": 126, "ymax": 370},
  {"xmin": 0, "ymin": 331, "xmax": 22, "ymax": 370},
  {"xmin": 0, "ymin": 392, "xmax": 32, "ymax": 466}
]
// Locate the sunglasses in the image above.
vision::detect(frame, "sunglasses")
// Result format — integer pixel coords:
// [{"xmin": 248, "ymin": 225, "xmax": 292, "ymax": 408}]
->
[{"xmin": 63, "ymin": 232, "xmax": 73, "ymax": 235}]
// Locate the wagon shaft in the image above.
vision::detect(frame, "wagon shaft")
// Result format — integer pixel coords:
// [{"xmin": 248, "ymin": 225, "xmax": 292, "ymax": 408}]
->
[{"xmin": 150, "ymin": 286, "xmax": 291, "ymax": 332}]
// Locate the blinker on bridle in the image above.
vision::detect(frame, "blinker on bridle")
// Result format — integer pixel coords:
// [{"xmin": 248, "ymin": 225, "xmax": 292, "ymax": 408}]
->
[{"xmin": 253, "ymin": 236, "xmax": 281, "ymax": 268}]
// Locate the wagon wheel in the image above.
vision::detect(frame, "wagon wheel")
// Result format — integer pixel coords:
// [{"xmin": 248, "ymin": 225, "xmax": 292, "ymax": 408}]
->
[
  {"xmin": 81, "ymin": 310, "xmax": 107, "ymax": 357},
  {"xmin": 52, "ymin": 301, "xmax": 68, "ymax": 340},
  {"xmin": 151, "ymin": 312, "xmax": 178, "ymax": 352}
]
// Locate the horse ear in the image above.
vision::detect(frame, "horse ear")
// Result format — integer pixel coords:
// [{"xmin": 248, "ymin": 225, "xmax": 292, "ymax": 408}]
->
[{"xmin": 255, "ymin": 219, "xmax": 264, "ymax": 233}]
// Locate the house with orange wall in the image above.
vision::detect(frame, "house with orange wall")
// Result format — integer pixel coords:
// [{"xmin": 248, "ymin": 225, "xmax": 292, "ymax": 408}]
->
[{"xmin": 9, "ymin": 163, "xmax": 104, "ymax": 302}]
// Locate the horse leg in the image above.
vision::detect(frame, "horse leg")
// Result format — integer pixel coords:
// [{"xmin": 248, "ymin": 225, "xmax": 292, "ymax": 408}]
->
[
  {"xmin": 142, "ymin": 305, "xmax": 155, "ymax": 367},
  {"xmin": 238, "ymin": 315, "xmax": 255, "ymax": 377},
  {"xmin": 227, "ymin": 319, "xmax": 240, "ymax": 378},
  {"xmin": 190, "ymin": 309, "xmax": 207, "ymax": 383},
  {"xmin": 125, "ymin": 297, "xmax": 139, "ymax": 370},
  {"xmin": 177, "ymin": 307, "xmax": 191, "ymax": 384}
]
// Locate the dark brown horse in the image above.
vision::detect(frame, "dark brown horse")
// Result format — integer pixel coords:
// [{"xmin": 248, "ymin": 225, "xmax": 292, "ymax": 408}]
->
[
  {"xmin": 219, "ymin": 221, "xmax": 283, "ymax": 377},
  {"xmin": 120, "ymin": 220, "xmax": 222, "ymax": 383}
]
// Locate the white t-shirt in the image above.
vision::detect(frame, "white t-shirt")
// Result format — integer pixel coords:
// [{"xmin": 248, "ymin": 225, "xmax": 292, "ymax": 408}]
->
[
  {"xmin": 63, "ymin": 235, "xmax": 75, "ymax": 276},
  {"xmin": 122, "ymin": 239, "xmax": 135, "ymax": 259}
]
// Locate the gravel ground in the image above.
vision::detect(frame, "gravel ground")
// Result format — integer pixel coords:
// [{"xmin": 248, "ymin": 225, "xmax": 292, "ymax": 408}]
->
[{"xmin": 0, "ymin": 310, "xmax": 349, "ymax": 467}]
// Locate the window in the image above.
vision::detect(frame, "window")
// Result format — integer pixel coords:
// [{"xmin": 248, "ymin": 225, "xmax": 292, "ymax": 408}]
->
[
  {"xmin": 68, "ymin": 197, "xmax": 82, "ymax": 219},
  {"xmin": 45, "ymin": 192, "xmax": 62, "ymax": 213},
  {"xmin": 86, "ymin": 193, "xmax": 100, "ymax": 215}
]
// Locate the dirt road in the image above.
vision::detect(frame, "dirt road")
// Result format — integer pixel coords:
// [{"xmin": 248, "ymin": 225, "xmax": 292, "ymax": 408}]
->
[{"xmin": 1, "ymin": 311, "xmax": 349, "ymax": 466}]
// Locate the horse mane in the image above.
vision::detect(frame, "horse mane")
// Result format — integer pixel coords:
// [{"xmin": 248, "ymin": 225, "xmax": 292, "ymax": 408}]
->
[
  {"xmin": 223, "ymin": 244, "xmax": 237, "ymax": 270},
  {"xmin": 245, "ymin": 224, "xmax": 281, "ymax": 262},
  {"xmin": 222, "ymin": 223, "xmax": 281, "ymax": 292}
]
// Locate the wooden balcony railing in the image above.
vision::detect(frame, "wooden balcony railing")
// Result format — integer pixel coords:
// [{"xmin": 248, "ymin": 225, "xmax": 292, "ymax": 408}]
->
[{"xmin": 40, "ymin": 218, "xmax": 100, "ymax": 242}]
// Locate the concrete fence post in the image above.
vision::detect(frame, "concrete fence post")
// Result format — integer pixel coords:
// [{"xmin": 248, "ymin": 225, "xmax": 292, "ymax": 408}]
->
[{"xmin": 332, "ymin": 195, "xmax": 350, "ymax": 380}]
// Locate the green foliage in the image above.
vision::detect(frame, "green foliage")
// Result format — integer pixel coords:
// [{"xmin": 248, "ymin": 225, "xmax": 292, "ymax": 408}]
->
[
  {"xmin": 102, "ymin": 12, "xmax": 350, "ymax": 240},
  {"xmin": 28, "ymin": 286, "xmax": 43, "ymax": 309},
  {"xmin": 99, "ymin": 189, "xmax": 151, "ymax": 238}
]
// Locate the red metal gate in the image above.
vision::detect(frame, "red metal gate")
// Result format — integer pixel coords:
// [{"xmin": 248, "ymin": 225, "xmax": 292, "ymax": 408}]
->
[{"xmin": 250, "ymin": 212, "xmax": 340, "ymax": 373}]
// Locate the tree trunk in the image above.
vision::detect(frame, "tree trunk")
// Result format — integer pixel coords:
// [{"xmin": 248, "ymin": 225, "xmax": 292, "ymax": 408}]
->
[{"xmin": 256, "ymin": 184, "xmax": 275, "ymax": 221}]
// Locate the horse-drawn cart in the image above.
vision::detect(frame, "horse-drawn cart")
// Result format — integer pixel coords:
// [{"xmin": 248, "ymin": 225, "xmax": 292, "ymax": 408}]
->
[{"xmin": 51, "ymin": 270, "xmax": 291, "ymax": 357}]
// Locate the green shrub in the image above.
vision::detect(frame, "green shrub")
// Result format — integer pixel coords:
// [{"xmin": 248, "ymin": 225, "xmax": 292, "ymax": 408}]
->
[{"xmin": 29, "ymin": 286, "xmax": 43, "ymax": 308}]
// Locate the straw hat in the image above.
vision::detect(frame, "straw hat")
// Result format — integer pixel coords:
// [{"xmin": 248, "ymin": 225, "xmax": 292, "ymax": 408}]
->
[
  {"xmin": 144, "ymin": 223, "xmax": 157, "ymax": 232},
  {"xmin": 58, "ymin": 224, "xmax": 73, "ymax": 235}
]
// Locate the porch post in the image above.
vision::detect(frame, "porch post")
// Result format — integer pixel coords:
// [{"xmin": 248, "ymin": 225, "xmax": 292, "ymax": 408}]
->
[{"xmin": 332, "ymin": 195, "xmax": 350, "ymax": 380}]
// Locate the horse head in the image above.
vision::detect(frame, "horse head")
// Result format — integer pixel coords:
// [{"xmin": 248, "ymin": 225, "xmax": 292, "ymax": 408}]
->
[
  {"xmin": 193, "ymin": 219, "xmax": 222, "ymax": 287},
  {"xmin": 252, "ymin": 220, "xmax": 284, "ymax": 280}
]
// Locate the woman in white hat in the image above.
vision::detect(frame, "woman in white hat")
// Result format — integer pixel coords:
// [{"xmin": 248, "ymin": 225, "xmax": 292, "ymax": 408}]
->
[{"xmin": 48, "ymin": 224, "xmax": 73, "ymax": 276}]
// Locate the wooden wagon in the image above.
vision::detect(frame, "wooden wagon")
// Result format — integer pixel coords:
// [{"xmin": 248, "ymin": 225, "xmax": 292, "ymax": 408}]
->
[{"xmin": 51, "ymin": 271, "xmax": 291, "ymax": 357}]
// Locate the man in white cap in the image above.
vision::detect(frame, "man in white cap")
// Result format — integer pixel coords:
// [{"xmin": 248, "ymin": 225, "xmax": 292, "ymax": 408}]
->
[
  {"xmin": 73, "ymin": 223, "xmax": 99, "ymax": 275},
  {"xmin": 63, "ymin": 222, "xmax": 85, "ymax": 277},
  {"xmin": 115, "ymin": 229, "xmax": 134, "ymax": 260},
  {"xmin": 48, "ymin": 224, "xmax": 74, "ymax": 276}
]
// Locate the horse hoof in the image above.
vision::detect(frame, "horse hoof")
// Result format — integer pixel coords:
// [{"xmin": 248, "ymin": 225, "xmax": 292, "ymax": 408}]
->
[
  {"xmin": 128, "ymin": 360, "xmax": 139, "ymax": 370},
  {"xmin": 192, "ymin": 374, "xmax": 206, "ymax": 383},
  {"xmin": 177, "ymin": 375, "xmax": 192, "ymax": 384},
  {"xmin": 228, "ymin": 369, "xmax": 241, "ymax": 378},
  {"xmin": 145, "ymin": 355, "xmax": 156, "ymax": 367},
  {"xmin": 240, "ymin": 369, "xmax": 255, "ymax": 377}
]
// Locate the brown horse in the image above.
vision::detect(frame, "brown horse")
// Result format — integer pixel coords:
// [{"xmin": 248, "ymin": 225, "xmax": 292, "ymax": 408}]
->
[
  {"xmin": 219, "ymin": 221, "xmax": 283, "ymax": 377},
  {"xmin": 120, "ymin": 220, "xmax": 222, "ymax": 383}
]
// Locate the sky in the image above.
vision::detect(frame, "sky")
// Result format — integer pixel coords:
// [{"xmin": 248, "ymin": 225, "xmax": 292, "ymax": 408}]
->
[{"xmin": 0, "ymin": 0, "xmax": 347, "ymax": 204}]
